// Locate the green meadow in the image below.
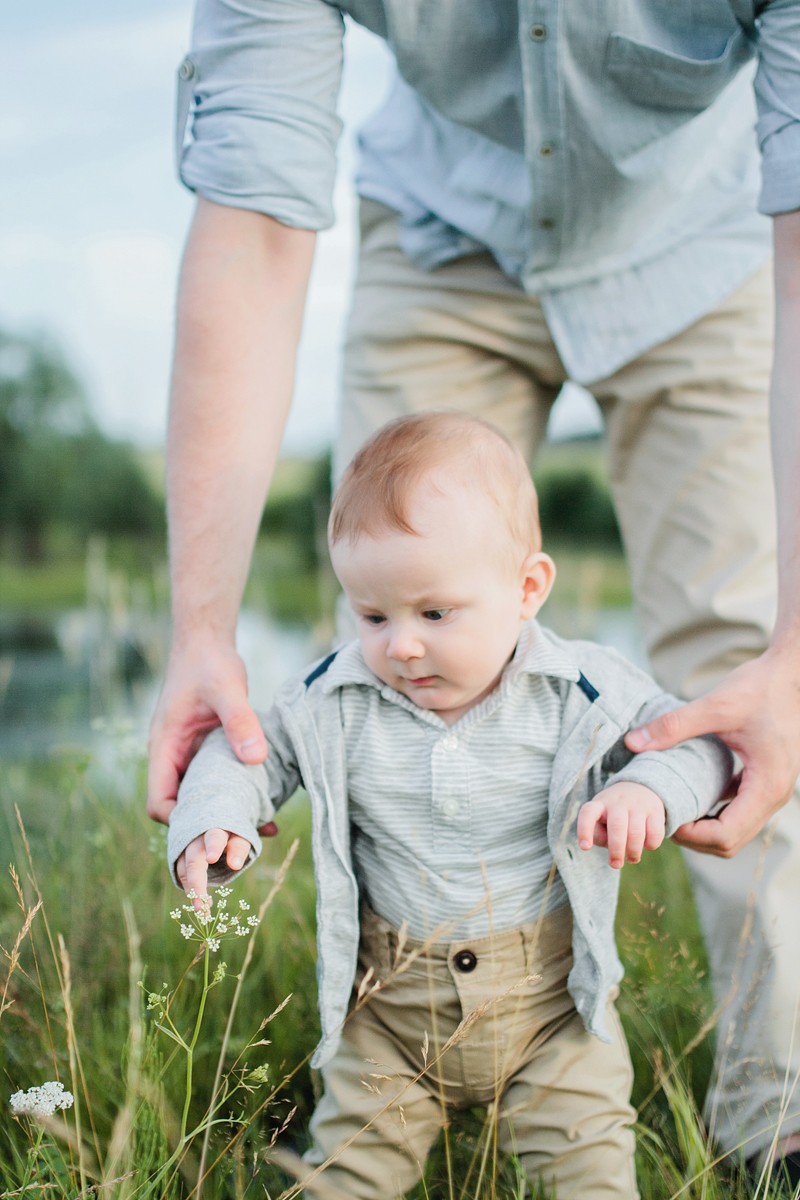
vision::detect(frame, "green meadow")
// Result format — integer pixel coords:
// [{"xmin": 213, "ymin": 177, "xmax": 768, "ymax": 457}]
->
[
  {"xmin": 1, "ymin": 752, "xmax": 790, "ymax": 1198},
  {"xmin": 1, "ymin": 432, "xmax": 793, "ymax": 1197}
]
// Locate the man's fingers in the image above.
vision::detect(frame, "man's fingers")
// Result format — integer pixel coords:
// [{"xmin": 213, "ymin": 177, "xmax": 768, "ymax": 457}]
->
[
  {"xmin": 146, "ymin": 743, "xmax": 181, "ymax": 825},
  {"xmin": 673, "ymin": 789, "xmax": 761, "ymax": 857},
  {"xmin": 625, "ymin": 695, "xmax": 720, "ymax": 753}
]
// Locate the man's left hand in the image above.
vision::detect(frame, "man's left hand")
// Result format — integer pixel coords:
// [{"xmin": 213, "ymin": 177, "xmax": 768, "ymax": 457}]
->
[{"xmin": 625, "ymin": 646, "xmax": 800, "ymax": 857}]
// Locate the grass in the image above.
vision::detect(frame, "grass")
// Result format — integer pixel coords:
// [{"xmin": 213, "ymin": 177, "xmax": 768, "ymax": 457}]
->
[{"xmin": 0, "ymin": 747, "xmax": 795, "ymax": 1198}]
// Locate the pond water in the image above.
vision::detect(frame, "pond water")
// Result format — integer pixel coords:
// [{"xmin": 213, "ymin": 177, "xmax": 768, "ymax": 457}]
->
[{"xmin": 0, "ymin": 604, "xmax": 644, "ymax": 760}]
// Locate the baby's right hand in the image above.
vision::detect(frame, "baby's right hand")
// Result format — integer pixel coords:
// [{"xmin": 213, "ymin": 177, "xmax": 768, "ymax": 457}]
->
[{"xmin": 176, "ymin": 829, "xmax": 254, "ymax": 908}]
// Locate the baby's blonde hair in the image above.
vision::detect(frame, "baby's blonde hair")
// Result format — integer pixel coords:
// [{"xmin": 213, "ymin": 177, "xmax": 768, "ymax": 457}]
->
[{"xmin": 328, "ymin": 412, "xmax": 542, "ymax": 558}]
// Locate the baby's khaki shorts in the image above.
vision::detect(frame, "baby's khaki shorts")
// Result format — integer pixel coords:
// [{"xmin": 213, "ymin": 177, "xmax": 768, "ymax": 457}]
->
[{"xmin": 302, "ymin": 903, "xmax": 638, "ymax": 1200}]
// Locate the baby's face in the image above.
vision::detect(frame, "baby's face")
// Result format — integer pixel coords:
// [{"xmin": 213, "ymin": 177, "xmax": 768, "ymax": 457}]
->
[{"xmin": 330, "ymin": 481, "xmax": 553, "ymax": 725}]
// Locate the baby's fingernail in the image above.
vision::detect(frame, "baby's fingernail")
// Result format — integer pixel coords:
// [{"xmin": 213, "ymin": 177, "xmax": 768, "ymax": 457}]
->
[{"xmin": 229, "ymin": 855, "xmax": 244, "ymax": 869}]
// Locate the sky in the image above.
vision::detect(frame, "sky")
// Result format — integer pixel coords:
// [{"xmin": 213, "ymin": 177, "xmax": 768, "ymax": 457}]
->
[{"xmin": 1, "ymin": 2, "xmax": 600, "ymax": 456}]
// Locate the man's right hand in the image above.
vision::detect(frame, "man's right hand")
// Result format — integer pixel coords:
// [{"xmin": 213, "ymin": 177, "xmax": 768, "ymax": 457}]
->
[{"xmin": 147, "ymin": 638, "xmax": 269, "ymax": 826}]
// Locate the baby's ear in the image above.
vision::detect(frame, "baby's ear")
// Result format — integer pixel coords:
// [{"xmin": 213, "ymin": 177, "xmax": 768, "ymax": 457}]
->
[{"xmin": 520, "ymin": 552, "xmax": 556, "ymax": 619}]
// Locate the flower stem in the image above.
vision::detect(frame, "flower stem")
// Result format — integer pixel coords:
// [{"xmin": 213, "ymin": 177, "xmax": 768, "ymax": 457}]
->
[{"xmin": 180, "ymin": 943, "xmax": 211, "ymax": 1144}]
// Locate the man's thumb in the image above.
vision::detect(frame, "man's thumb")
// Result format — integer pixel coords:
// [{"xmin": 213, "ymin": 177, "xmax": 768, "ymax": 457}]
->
[
  {"xmin": 220, "ymin": 703, "xmax": 268, "ymax": 764},
  {"xmin": 625, "ymin": 700, "xmax": 708, "ymax": 753}
]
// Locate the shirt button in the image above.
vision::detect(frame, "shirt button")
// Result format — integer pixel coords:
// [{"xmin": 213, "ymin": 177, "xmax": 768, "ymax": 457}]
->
[
  {"xmin": 443, "ymin": 798, "xmax": 460, "ymax": 817},
  {"xmin": 454, "ymin": 949, "xmax": 478, "ymax": 972},
  {"xmin": 539, "ymin": 143, "xmax": 555, "ymax": 158},
  {"xmin": 529, "ymin": 24, "xmax": 547, "ymax": 40},
  {"xmin": 178, "ymin": 57, "xmax": 195, "ymax": 81},
  {"xmin": 441, "ymin": 734, "xmax": 458, "ymax": 751}
]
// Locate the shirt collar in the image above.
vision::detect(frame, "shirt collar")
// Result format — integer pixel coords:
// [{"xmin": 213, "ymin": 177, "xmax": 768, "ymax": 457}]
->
[{"xmin": 320, "ymin": 619, "xmax": 581, "ymax": 698}]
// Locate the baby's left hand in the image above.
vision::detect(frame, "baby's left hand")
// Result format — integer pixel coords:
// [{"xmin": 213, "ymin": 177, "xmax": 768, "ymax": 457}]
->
[{"xmin": 577, "ymin": 782, "xmax": 666, "ymax": 869}]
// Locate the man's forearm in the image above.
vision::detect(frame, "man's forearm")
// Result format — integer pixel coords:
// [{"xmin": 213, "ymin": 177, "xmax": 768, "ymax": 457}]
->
[
  {"xmin": 167, "ymin": 197, "xmax": 316, "ymax": 647},
  {"xmin": 770, "ymin": 210, "xmax": 800, "ymax": 649}
]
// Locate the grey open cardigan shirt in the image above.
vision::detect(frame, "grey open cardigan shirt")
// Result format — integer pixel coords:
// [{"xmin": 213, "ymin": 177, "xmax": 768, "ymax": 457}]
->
[{"xmin": 168, "ymin": 623, "xmax": 732, "ymax": 1068}]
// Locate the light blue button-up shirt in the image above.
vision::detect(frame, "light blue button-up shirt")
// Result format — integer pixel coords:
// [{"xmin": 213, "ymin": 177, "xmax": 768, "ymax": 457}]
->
[{"xmin": 176, "ymin": 1, "xmax": 800, "ymax": 381}]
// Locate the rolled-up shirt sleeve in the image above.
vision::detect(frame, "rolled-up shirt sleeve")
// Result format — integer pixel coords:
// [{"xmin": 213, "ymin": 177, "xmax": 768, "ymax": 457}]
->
[
  {"xmin": 176, "ymin": 0, "xmax": 346, "ymax": 228},
  {"xmin": 753, "ymin": 0, "xmax": 800, "ymax": 214}
]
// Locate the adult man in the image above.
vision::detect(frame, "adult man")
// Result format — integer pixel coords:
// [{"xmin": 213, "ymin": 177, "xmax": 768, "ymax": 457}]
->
[{"xmin": 149, "ymin": 0, "xmax": 800, "ymax": 1172}]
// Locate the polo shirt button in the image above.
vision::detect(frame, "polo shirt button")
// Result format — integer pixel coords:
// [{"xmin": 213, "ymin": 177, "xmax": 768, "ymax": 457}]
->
[
  {"xmin": 179, "ymin": 57, "xmax": 195, "ymax": 81},
  {"xmin": 441, "ymin": 735, "xmax": 458, "ymax": 751},
  {"xmin": 454, "ymin": 949, "xmax": 478, "ymax": 973},
  {"xmin": 529, "ymin": 24, "xmax": 547, "ymax": 40}
]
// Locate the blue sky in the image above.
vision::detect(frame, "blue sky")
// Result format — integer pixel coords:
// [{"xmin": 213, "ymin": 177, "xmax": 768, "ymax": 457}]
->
[{"xmin": 2, "ymin": 3, "xmax": 597, "ymax": 453}]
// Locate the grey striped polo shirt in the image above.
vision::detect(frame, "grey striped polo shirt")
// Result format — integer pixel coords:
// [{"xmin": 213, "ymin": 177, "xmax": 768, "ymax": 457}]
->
[{"xmin": 327, "ymin": 622, "xmax": 571, "ymax": 941}]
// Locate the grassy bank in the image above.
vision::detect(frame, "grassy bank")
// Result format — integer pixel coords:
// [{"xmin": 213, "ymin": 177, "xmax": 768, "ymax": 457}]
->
[{"xmin": 0, "ymin": 751, "xmax": 788, "ymax": 1198}]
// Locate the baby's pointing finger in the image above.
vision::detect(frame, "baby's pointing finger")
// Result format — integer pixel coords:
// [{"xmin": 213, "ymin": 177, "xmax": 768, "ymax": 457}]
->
[{"xmin": 183, "ymin": 838, "xmax": 211, "ymax": 906}]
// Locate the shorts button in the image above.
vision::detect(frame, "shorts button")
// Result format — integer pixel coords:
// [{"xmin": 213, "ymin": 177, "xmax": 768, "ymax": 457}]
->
[{"xmin": 453, "ymin": 949, "xmax": 477, "ymax": 972}]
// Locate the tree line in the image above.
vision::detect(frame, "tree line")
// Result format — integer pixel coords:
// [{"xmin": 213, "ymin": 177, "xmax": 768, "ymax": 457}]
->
[
  {"xmin": 0, "ymin": 329, "xmax": 163, "ymax": 562},
  {"xmin": 0, "ymin": 326, "xmax": 621, "ymax": 570}
]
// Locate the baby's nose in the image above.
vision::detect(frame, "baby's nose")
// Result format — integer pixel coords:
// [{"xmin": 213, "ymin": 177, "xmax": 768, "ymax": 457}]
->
[{"xmin": 387, "ymin": 626, "xmax": 424, "ymax": 660}]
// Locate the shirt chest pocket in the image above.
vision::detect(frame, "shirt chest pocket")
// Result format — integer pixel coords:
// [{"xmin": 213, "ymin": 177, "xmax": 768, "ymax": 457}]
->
[{"xmin": 601, "ymin": 28, "xmax": 752, "ymax": 160}]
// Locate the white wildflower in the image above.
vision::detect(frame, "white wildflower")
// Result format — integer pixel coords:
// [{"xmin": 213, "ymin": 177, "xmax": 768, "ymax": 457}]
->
[
  {"xmin": 207, "ymin": 937, "xmax": 220, "ymax": 952},
  {"xmin": 170, "ymin": 909, "xmax": 181, "ymax": 919},
  {"xmin": 10, "ymin": 1081, "xmax": 74, "ymax": 1118},
  {"xmin": 247, "ymin": 916, "xmax": 259, "ymax": 927},
  {"xmin": 180, "ymin": 925, "xmax": 193, "ymax": 939}
]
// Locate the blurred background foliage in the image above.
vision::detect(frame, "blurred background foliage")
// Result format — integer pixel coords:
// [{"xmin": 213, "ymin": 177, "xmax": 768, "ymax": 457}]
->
[
  {"xmin": 0, "ymin": 329, "xmax": 163, "ymax": 565},
  {"xmin": 0, "ymin": 323, "xmax": 626, "ymax": 623}
]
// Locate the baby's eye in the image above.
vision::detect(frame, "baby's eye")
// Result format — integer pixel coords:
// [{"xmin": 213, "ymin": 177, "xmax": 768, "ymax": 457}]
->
[
  {"xmin": 361, "ymin": 613, "xmax": 386, "ymax": 626},
  {"xmin": 422, "ymin": 609, "xmax": 450, "ymax": 622}
]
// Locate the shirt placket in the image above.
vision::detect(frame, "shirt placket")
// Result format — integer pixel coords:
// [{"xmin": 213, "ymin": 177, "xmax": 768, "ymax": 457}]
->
[
  {"xmin": 431, "ymin": 730, "xmax": 471, "ymax": 849},
  {"xmin": 518, "ymin": 0, "xmax": 565, "ymax": 279}
]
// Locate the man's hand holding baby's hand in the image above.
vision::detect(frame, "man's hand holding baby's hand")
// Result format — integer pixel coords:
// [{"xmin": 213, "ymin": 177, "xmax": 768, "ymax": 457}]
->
[
  {"xmin": 176, "ymin": 829, "xmax": 254, "ymax": 907},
  {"xmin": 578, "ymin": 783, "xmax": 666, "ymax": 869}
]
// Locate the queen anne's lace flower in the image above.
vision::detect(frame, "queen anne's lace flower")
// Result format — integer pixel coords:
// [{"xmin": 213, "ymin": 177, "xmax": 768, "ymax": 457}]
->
[
  {"xmin": 10, "ymin": 1081, "xmax": 74, "ymax": 1118},
  {"xmin": 170, "ymin": 887, "xmax": 260, "ymax": 953}
]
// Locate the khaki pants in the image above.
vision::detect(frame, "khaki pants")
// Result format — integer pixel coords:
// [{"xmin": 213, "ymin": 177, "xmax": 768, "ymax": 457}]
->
[
  {"xmin": 335, "ymin": 201, "xmax": 800, "ymax": 1159},
  {"xmin": 304, "ymin": 905, "xmax": 637, "ymax": 1199}
]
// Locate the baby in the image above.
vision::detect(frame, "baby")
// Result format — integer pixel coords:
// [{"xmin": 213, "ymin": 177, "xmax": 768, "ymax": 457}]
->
[{"xmin": 168, "ymin": 412, "xmax": 732, "ymax": 1200}]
